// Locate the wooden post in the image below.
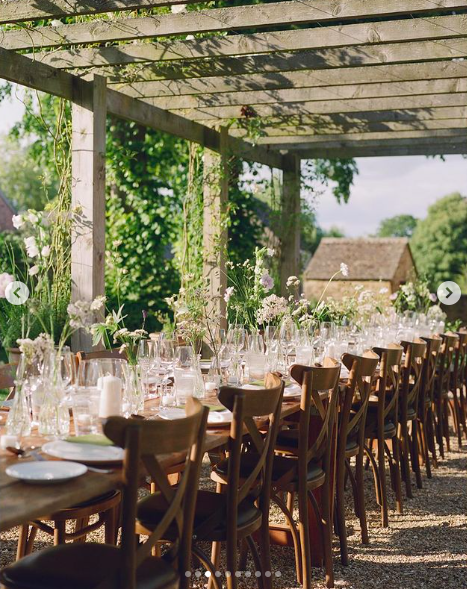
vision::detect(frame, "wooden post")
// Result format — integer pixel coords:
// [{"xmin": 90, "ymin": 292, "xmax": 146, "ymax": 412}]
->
[
  {"xmin": 203, "ymin": 126, "xmax": 228, "ymax": 330},
  {"xmin": 280, "ymin": 155, "xmax": 301, "ymax": 295},
  {"xmin": 71, "ymin": 74, "xmax": 107, "ymax": 351}
]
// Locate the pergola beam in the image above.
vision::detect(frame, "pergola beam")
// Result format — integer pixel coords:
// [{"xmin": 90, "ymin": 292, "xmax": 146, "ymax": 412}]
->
[
  {"xmin": 109, "ymin": 61, "xmax": 467, "ymax": 96},
  {"xmin": 0, "ymin": 47, "xmax": 283, "ymax": 169},
  {"xmin": 0, "ymin": 0, "xmax": 200, "ymax": 24},
  {"xmin": 2, "ymin": 0, "xmax": 465, "ymax": 25},
  {"xmin": 261, "ymin": 128, "xmax": 467, "ymax": 148},
  {"xmin": 132, "ymin": 78, "xmax": 467, "ymax": 110},
  {"xmin": 37, "ymin": 37, "xmax": 467, "ymax": 75},
  {"xmin": 298, "ymin": 144, "xmax": 467, "ymax": 158},
  {"xmin": 230, "ymin": 118, "xmax": 467, "ymax": 139},
  {"xmin": 4, "ymin": 7, "xmax": 466, "ymax": 51},
  {"xmin": 175, "ymin": 92, "xmax": 467, "ymax": 121}
]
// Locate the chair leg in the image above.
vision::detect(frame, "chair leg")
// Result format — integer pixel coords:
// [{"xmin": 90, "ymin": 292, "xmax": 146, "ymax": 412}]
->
[
  {"xmin": 335, "ymin": 456, "xmax": 349, "ymax": 566},
  {"xmin": 377, "ymin": 437, "xmax": 389, "ymax": 527},
  {"xmin": 419, "ymin": 412, "xmax": 432, "ymax": 479},
  {"xmin": 435, "ymin": 396, "xmax": 445, "ymax": 458},
  {"xmin": 409, "ymin": 420, "xmax": 423, "ymax": 490},
  {"xmin": 426, "ymin": 405, "xmax": 438, "ymax": 469},
  {"xmin": 245, "ymin": 536, "xmax": 265, "ymax": 589},
  {"xmin": 53, "ymin": 520, "xmax": 66, "ymax": 546},
  {"xmin": 73, "ymin": 517, "xmax": 89, "ymax": 544},
  {"xmin": 272, "ymin": 493, "xmax": 302, "ymax": 584},
  {"xmin": 399, "ymin": 419, "xmax": 413, "ymax": 499},
  {"xmin": 297, "ymin": 483, "xmax": 313, "ymax": 589},
  {"xmin": 16, "ymin": 525, "xmax": 29, "ymax": 560},
  {"xmin": 104, "ymin": 507, "xmax": 118, "ymax": 545},
  {"xmin": 315, "ymin": 486, "xmax": 335, "ymax": 588},
  {"xmin": 207, "ymin": 542, "xmax": 222, "ymax": 589},
  {"xmin": 442, "ymin": 398, "xmax": 451, "ymax": 452},
  {"xmin": 355, "ymin": 449, "xmax": 369, "ymax": 544},
  {"xmin": 390, "ymin": 437, "xmax": 403, "ymax": 515}
]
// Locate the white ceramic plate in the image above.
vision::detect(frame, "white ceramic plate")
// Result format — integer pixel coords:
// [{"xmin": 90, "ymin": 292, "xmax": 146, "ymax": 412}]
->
[
  {"xmin": 42, "ymin": 440, "xmax": 124, "ymax": 465},
  {"xmin": 207, "ymin": 410, "xmax": 233, "ymax": 426},
  {"xmin": 284, "ymin": 383, "xmax": 302, "ymax": 398},
  {"xmin": 6, "ymin": 461, "xmax": 87, "ymax": 485},
  {"xmin": 159, "ymin": 407, "xmax": 233, "ymax": 426}
]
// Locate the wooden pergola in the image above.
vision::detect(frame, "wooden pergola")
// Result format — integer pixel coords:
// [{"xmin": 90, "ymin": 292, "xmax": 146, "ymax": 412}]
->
[{"xmin": 0, "ymin": 0, "xmax": 466, "ymax": 347}]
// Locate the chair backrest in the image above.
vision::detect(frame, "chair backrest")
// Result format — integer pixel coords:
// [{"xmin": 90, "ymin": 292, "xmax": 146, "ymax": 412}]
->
[
  {"xmin": 437, "ymin": 333, "xmax": 459, "ymax": 395},
  {"xmin": 77, "ymin": 349, "xmax": 127, "ymax": 362},
  {"xmin": 420, "ymin": 335, "xmax": 442, "ymax": 406},
  {"xmin": 206, "ymin": 374, "xmax": 284, "ymax": 543},
  {"xmin": 103, "ymin": 398, "xmax": 208, "ymax": 589},
  {"xmin": 453, "ymin": 331, "xmax": 467, "ymax": 388},
  {"xmin": 372, "ymin": 344, "xmax": 403, "ymax": 424},
  {"xmin": 339, "ymin": 351, "xmax": 379, "ymax": 443},
  {"xmin": 284, "ymin": 359, "xmax": 341, "ymax": 489},
  {"xmin": 0, "ymin": 363, "xmax": 16, "ymax": 400},
  {"xmin": 400, "ymin": 340, "xmax": 427, "ymax": 412}
]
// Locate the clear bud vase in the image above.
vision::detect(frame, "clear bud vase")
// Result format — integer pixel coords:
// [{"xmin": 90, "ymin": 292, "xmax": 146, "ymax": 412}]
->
[
  {"xmin": 192, "ymin": 355, "xmax": 205, "ymax": 399},
  {"xmin": 6, "ymin": 382, "xmax": 32, "ymax": 437},
  {"xmin": 123, "ymin": 364, "xmax": 144, "ymax": 416},
  {"xmin": 38, "ymin": 350, "xmax": 70, "ymax": 438}
]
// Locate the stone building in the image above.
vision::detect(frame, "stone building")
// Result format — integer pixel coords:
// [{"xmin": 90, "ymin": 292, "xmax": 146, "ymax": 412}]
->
[
  {"xmin": 0, "ymin": 189, "xmax": 15, "ymax": 232},
  {"xmin": 303, "ymin": 237, "xmax": 416, "ymax": 301}
]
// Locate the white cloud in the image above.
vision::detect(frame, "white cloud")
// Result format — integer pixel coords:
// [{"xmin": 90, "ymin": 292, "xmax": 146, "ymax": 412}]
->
[{"xmin": 315, "ymin": 155, "xmax": 467, "ymax": 237}]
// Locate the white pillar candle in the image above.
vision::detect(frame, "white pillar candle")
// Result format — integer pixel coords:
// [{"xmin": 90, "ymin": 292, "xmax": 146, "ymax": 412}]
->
[
  {"xmin": 1, "ymin": 434, "xmax": 19, "ymax": 450},
  {"xmin": 99, "ymin": 375, "xmax": 122, "ymax": 418},
  {"xmin": 97, "ymin": 376, "xmax": 104, "ymax": 390}
]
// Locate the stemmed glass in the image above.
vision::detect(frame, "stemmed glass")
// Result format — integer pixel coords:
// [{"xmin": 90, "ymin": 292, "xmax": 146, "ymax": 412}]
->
[
  {"xmin": 138, "ymin": 339, "xmax": 158, "ymax": 399},
  {"xmin": 279, "ymin": 318, "xmax": 298, "ymax": 372},
  {"xmin": 159, "ymin": 339, "xmax": 175, "ymax": 383}
]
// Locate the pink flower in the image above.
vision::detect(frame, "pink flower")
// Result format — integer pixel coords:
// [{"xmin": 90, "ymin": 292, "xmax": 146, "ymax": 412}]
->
[
  {"xmin": 0, "ymin": 273, "xmax": 14, "ymax": 298},
  {"xmin": 224, "ymin": 286, "xmax": 234, "ymax": 303},
  {"xmin": 260, "ymin": 272, "xmax": 274, "ymax": 291},
  {"xmin": 429, "ymin": 293, "xmax": 437, "ymax": 302},
  {"xmin": 390, "ymin": 292, "xmax": 398, "ymax": 301}
]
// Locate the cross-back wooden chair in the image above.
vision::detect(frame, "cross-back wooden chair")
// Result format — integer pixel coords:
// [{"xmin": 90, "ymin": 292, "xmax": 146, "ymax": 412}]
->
[
  {"xmin": 0, "ymin": 363, "xmax": 16, "ymax": 400},
  {"xmin": 457, "ymin": 330, "xmax": 467, "ymax": 441},
  {"xmin": 271, "ymin": 359, "xmax": 341, "ymax": 589},
  {"xmin": 433, "ymin": 333, "xmax": 458, "ymax": 459},
  {"xmin": 335, "ymin": 351, "xmax": 379, "ymax": 566},
  {"xmin": 1, "ymin": 399, "xmax": 208, "ymax": 589},
  {"xmin": 399, "ymin": 339, "xmax": 427, "ymax": 498},
  {"xmin": 183, "ymin": 373, "xmax": 284, "ymax": 589},
  {"xmin": 367, "ymin": 344, "xmax": 404, "ymax": 527},
  {"xmin": 449, "ymin": 331, "xmax": 467, "ymax": 447},
  {"xmin": 420, "ymin": 335, "xmax": 442, "ymax": 476}
]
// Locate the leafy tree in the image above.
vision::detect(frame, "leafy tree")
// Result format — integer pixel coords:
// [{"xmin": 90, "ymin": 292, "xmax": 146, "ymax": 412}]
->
[
  {"xmin": 411, "ymin": 193, "xmax": 467, "ymax": 291},
  {"xmin": 376, "ymin": 214, "xmax": 418, "ymax": 238},
  {"xmin": 0, "ymin": 134, "xmax": 50, "ymax": 211}
]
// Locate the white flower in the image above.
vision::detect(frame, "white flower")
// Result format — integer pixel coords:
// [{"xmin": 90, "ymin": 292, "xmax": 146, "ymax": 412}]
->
[
  {"xmin": 355, "ymin": 284, "xmax": 363, "ymax": 291},
  {"xmin": 390, "ymin": 292, "xmax": 398, "ymax": 301},
  {"xmin": 224, "ymin": 286, "xmax": 235, "ymax": 303},
  {"xmin": 340, "ymin": 263, "xmax": 349, "ymax": 277},
  {"xmin": 90, "ymin": 295, "xmax": 106, "ymax": 311},
  {"xmin": 266, "ymin": 248, "xmax": 275, "ymax": 257},
  {"xmin": 256, "ymin": 294, "xmax": 289, "ymax": 324},
  {"xmin": 41, "ymin": 245, "xmax": 51, "ymax": 257},
  {"xmin": 286, "ymin": 276, "xmax": 300, "ymax": 288},
  {"xmin": 27, "ymin": 211, "xmax": 39, "ymax": 224},
  {"xmin": 50, "ymin": 19, "xmax": 62, "ymax": 26},
  {"xmin": 260, "ymin": 272, "xmax": 274, "ymax": 291},
  {"xmin": 0, "ymin": 272, "xmax": 14, "ymax": 298},
  {"xmin": 12, "ymin": 214, "xmax": 24, "ymax": 229},
  {"xmin": 24, "ymin": 236, "xmax": 39, "ymax": 258},
  {"xmin": 171, "ymin": 3, "xmax": 186, "ymax": 12},
  {"xmin": 379, "ymin": 287, "xmax": 389, "ymax": 294},
  {"xmin": 28, "ymin": 265, "xmax": 39, "ymax": 277}
]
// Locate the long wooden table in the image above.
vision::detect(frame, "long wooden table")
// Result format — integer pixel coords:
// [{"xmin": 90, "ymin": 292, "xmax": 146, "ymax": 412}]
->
[{"xmin": 0, "ymin": 396, "xmax": 302, "ymax": 533}]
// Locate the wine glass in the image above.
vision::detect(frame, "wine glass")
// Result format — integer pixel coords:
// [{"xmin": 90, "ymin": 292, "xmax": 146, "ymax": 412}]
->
[
  {"xmin": 159, "ymin": 339, "xmax": 175, "ymax": 382},
  {"xmin": 279, "ymin": 318, "xmax": 298, "ymax": 369}
]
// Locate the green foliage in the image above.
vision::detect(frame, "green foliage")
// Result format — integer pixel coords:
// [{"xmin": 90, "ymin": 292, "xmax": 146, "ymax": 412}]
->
[
  {"xmin": 105, "ymin": 119, "xmax": 188, "ymax": 331},
  {"xmin": 304, "ymin": 158, "xmax": 358, "ymax": 204},
  {"xmin": 0, "ymin": 134, "xmax": 49, "ymax": 211},
  {"xmin": 411, "ymin": 193, "xmax": 467, "ymax": 291},
  {"xmin": 376, "ymin": 214, "xmax": 418, "ymax": 238}
]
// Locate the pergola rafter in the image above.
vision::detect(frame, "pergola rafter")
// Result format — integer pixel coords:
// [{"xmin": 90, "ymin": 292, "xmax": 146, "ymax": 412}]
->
[{"xmin": 1, "ymin": 0, "xmax": 466, "ymax": 346}]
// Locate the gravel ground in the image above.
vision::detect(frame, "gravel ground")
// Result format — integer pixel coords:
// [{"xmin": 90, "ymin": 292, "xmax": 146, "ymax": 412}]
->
[{"xmin": 1, "ymin": 443, "xmax": 466, "ymax": 589}]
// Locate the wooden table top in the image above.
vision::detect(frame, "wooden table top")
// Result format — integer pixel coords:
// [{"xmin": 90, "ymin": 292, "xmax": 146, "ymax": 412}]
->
[{"xmin": 0, "ymin": 394, "xmax": 301, "ymax": 532}]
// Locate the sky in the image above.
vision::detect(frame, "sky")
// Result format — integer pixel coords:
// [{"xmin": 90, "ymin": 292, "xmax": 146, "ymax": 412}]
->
[{"xmin": 1, "ymin": 85, "xmax": 466, "ymax": 236}]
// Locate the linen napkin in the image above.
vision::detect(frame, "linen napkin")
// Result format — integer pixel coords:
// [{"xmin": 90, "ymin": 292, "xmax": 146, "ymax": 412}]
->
[{"xmin": 65, "ymin": 434, "xmax": 114, "ymax": 446}]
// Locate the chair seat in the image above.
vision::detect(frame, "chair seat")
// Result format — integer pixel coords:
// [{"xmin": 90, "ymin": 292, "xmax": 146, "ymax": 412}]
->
[
  {"xmin": 400, "ymin": 406, "xmax": 417, "ymax": 421},
  {"xmin": 0, "ymin": 543, "xmax": 178, "ymax": 589},
  {"xmin": 137, "ymin": 489, "xmax": 261, "ymax": 541},
  {"xmin": 365, "ymin": 419, "xmax": 397, "ymax": 439},
  {"xmin": 214, "ymin": 452, "xmax": 325, "ymax": 487}
]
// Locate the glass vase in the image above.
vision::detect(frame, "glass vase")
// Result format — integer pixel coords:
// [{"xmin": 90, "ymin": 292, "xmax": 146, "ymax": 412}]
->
[
  {"xmin": 6, "ymin": 382, "xmax": 32, "ymax": 437},
  {"xmin": 123, "ymin": 364, "xmax": 144, "ymax": 416},
  {"xmin": 38, "ymin": 387, "xmax": 70, "ymax": 438}
]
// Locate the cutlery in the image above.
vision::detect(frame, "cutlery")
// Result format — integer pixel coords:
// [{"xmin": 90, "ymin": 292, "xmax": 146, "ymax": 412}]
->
[{"xmin": 5, "ymin": 446, "xmax": 114, "ymax": 474}]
